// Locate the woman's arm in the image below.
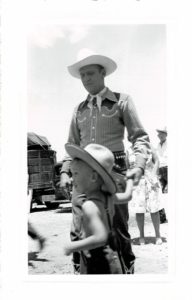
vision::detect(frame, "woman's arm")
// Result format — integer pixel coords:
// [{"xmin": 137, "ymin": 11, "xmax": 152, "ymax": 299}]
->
[
  {"xmin": 64, "ymin": 200, "xmax": 108, "ymax": 256},
  {"xmin": 114, "ymin": 179, "xmax": 133, "ymax": 204}
]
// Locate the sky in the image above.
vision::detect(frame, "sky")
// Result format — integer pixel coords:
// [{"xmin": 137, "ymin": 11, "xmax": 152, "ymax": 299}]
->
[{"xmin": 28, "ymin": 24, "xmax": 167, "ymax": 161}]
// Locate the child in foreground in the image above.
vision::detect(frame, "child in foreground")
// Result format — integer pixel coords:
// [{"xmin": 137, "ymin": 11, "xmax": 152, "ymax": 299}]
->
[{"xmin": 63, "ymin": 143, "xmax": 133, "ymax": 274}]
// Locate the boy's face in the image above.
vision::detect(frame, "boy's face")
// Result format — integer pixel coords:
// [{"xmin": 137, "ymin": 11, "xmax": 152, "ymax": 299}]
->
[{"xmin": 70, "ymin": 159, "xmax": 94, "ymax": 194}]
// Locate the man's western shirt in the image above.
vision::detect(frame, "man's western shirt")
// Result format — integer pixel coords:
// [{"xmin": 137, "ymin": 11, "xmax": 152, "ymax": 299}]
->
[{"xmin": 61, "ymin": 88, "xmax": 150, "ymax": 172}]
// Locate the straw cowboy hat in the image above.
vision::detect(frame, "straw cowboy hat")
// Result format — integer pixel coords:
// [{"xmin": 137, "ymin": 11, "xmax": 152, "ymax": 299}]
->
[
  {"xmin": 156, "ymin": 126, "xmax": 167, "ymax": 134},
  {"xmin": 65, "ymin": 143, "xmax": 117, "ymax": 194},
  {"xmin": 67, "ymin": 48, "xmax": 117, "ymax": 79}
]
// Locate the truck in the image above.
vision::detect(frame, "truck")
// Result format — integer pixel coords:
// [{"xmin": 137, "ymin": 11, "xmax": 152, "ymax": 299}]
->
[{"xmin": 28, "ymin": 132, "xmax": 71, "ymax": 211}]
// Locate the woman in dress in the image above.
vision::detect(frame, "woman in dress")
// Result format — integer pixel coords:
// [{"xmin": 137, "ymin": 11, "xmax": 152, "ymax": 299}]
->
[{"xmin": 128, "ymin": 146, "xmax": 163, "ymax": 245}]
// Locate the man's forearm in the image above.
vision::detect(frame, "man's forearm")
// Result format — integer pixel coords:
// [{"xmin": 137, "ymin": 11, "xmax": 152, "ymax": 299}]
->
[
  {"xmin": 133, "ymin": 134, "xmax": 151, "ymax": 171},
  {"xmin": 122, "ymin": 95, "xmax": 151, "ymax": 169},
  {"xmin": 60, "ymin": 158, "xmax": 72, "ymax": 174}
]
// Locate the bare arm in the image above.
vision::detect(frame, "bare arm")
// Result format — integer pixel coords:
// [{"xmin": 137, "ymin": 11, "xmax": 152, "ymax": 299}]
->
[
  {"xmin": 64, "ymin": 201, "xmax": 108, "ymax": 255},
  {"xmin": 114, "ymin": 179, "xmax": 133, "ymax": 204}
]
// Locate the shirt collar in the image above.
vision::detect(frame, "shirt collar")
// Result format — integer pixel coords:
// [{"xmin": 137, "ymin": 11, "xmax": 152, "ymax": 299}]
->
[
  {"xmin": 90, "ymin": 86, "xmax": 107, "ymax": 99},
  {"xmin": 83, "ymin": 87, "xmax": 118, "ymax": 107}
]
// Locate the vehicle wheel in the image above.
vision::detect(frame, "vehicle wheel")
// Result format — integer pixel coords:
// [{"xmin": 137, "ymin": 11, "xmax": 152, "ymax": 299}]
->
[{"xmin": 45, "ymin": 202, "xmax": 60, "ymax": 209}]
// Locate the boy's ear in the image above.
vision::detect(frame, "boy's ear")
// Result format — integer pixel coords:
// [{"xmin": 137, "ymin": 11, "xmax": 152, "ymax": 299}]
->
[
  {"xmin": 91, "ymin": 170, "xmax": 98, "ymax": 182},
  {"xmin": 101, "ymin": 184, "xmax": 108, "ymax": 192},
  {"xmin": 101, "ymin": 68, "xmax": 106, "ymax": 77}
]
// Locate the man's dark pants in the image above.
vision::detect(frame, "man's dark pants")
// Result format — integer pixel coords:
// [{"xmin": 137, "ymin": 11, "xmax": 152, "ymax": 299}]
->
[
  {"xmin": 70, "ymin": 172, "xmax": 135, "ymax": 274},
  {"xmin": 113, "ymin": 203, "xmax": 135, "ymax": 273}
]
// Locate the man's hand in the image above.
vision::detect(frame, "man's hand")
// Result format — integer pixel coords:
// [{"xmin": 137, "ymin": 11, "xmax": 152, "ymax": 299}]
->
[{"xmin": 126, "ymin": 167, "xmax": 143, "ymax": 186}]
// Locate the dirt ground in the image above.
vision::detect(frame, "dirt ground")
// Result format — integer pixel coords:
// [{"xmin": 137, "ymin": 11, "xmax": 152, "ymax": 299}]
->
[{"xmin": 28, "ymin": 195, "xmax": 168, "ymax": 275}]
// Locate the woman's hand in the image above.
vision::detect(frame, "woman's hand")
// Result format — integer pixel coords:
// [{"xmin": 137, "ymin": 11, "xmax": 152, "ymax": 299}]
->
[{"xmin": 126, "ymin": 167, "xmax": 143, "ymax": 186}]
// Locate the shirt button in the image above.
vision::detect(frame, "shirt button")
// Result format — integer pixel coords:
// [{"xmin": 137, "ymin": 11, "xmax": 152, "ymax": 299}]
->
[
  {"xmin": 92, "ymin": 138, "xmax": 95, "ymax": 141},
  {"xmin": 92, "ymin": 126, "xmax": 95, "ymax": 129}
]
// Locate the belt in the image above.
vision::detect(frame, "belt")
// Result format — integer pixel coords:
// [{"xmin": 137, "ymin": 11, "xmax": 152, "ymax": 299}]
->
[{"xmin": 113, "ymin": 151, "xmax": 127, "ymax": 173}]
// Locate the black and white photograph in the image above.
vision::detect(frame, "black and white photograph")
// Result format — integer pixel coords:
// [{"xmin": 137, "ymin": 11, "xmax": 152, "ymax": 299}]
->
[
  {"xmin": 27, "ymin": 23, "xmax": 168, "ymax": 276},
  {"xmin": 1, "ymin": 0, "xmax": 192, "ymax": 300}
]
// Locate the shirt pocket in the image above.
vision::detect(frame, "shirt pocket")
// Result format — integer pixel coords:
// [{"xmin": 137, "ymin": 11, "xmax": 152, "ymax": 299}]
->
[
  {"xmin": 101, "ymin": 103, "xmax": 119, "ymax": 118},
  {"xmin": 76, "ymin": 109, "xmax": 89, "ymax": 124}
]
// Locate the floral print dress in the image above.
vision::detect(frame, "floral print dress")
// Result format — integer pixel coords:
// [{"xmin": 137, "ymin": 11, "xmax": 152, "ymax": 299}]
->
[{"xmin": 129, "ymin": 151, "xmax": 163, "ymax": 213}]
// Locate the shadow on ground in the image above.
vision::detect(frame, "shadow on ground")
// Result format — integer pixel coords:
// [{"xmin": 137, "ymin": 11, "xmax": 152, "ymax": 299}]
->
[
  {"xmin": 31, "ymin": 204, "xmax": 72, "ymax": 214},
  {"xmin": 28, "ymin": 251, "xmax": 49, "ymax": 263},
  {"xmin": 132, "ymin": 236, "xmax": 167, "ymax": 245},
  {"xmin": 56, "ymin": 207, "xmax": 72, "ymax": 213},
  {"xmin": 31, "ymin": 206, "xmax": 48, "ymax": 213}
]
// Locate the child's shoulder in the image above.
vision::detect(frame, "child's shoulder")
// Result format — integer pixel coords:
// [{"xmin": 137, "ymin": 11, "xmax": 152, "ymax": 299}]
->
[
  {"xmin": 82, "ymin": 192, "xmax": 107, "ymax": 214},
  {"xmin": 82, "ymin": 199, "xmax": 105, "ymax": 221}
]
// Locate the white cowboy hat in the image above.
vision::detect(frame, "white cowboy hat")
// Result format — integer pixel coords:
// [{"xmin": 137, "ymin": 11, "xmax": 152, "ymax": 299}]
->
[
  {"xmin": 67, "ymin": 48, "xmax": 117, "ymax": 79},
  {"xmin": 65, "ymin": 143, "xmax": 117, "ymax": 194},
  {"xmin": 156, "ymin": 126, "xmax": 167, "ymax": 134}
]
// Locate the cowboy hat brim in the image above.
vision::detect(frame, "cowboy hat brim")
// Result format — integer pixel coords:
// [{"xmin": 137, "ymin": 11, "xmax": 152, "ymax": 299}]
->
[
  {"xmin": 67, "ymin": 55, "xmax": 117, "ymax": 79},
  {"xmin": 65, "ymin": 143, "xmax": 117, "ymax": 194}
]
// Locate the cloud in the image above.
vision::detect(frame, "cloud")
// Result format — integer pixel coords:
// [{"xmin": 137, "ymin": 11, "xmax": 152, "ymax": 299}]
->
[
  {"xmin": 68, "ymin": 25, "xmax": 90, "ymax": 43},
  {"xmin": 28, "ymin": 25, "xmax": 66, "ymax": 48},
  {"xmin": 28, "ymin": 25, "xmax": 90, "ymax": 48}
]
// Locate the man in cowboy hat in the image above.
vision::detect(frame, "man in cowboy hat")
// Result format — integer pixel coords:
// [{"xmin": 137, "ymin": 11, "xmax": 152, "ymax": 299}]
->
[
  {"xmin": 60, "ymin": 48, "xmax": 151, "ymax": 274},
  {"xmin": 156, "ymin": 127, "xmax": 168, "ymax": 223}
]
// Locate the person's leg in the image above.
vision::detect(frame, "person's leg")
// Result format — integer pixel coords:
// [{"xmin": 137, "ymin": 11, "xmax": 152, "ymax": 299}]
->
[
  {"xmin": 113, "ymin": 204, "xmax": 135, "ymax": 274},
  {"xmin": 28, "ymin": 221, "xmax": 46, "ymax": 250},
  {"xmin": 112, "ymin": 161, "xmax": 135, "ymax": 274},
  {"xmin": 28, "ymin": 221, "xmax": 39, "ymax": 239},
  {"xmin": 150, "ymin": 212, "xmax": 162, "ymax": 244},
  {"xmin": 159, "ymin": 176, "xmax": 166, "ymax": 193},
  {"xmin": 159, "ymin": 208, "xmax": 167, "ymax": 223},
  {"xmin": 162, "ymin": 178, "xmax": 167, "ymax": 193},
  {"xmin": 159, "ymin": 167, "xmax": 168, "ymax": 193},
  {"xmin": 135, "ymin": 213, "xmax": 145, "ymax": 244},
  {"xmin": 158, "ymin": 169, "xmax": 168, "ymax": 223},
  {"xmin": 70, "ymin": 190, "xmax": 86, "ymax": 273},
  {"xmin": 151, "ymin": 212, "xmax": 161, "ymax": 237},
  {"xmin": 164, "ymin": 167, "xmax": 168, "ymax": 192}
]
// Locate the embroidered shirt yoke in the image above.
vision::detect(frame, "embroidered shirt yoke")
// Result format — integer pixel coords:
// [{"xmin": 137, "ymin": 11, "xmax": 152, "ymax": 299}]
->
[{"xmin": 64, "ymin": 88, "xmax": 150, "ymax": 170}]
